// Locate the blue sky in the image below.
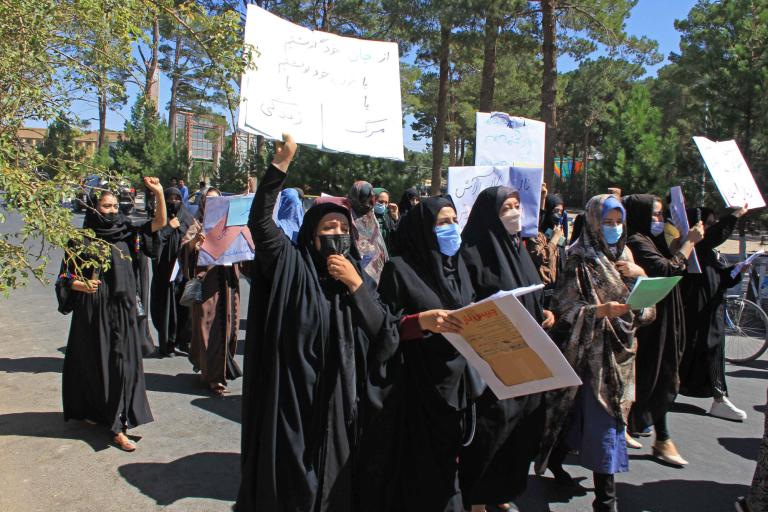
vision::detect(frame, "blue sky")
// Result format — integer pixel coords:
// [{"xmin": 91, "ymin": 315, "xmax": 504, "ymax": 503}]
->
[{"xmin": 32, "ymin": 0, "xmax": 699, "ymax": 151}]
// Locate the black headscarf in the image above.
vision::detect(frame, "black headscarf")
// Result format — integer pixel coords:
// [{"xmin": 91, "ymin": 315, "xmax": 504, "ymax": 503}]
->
[
  {"xmin": 398, "ymin": 188, "xmax": 420, "ymax": 217},
  {"xmin": 540, "ymin": 193, "xmax": 568, "ymax": 240},
  {"xmin": 570, "ymin": 213, "xmax": 585, "ymax": 245},
  {"xmin": 394, "ymin": 196, "xmax": 473, "ymax": 310},
  {"xmin": 462, "ymin": 186, "xmax": 544, "ymax": 319},
  {"xmin": 83, "ymin": 192, "xmax": 135, "ymax": 297},
  {"xmin": 624, "ymin": 194, "xmax": 668, "ymax": 256},
  {"xmin": 687, "ymin": 206, "xmax": 734, "ymax": 256},
  {"xmin": 164, "ymin": 187, "xmax": 195, "ymax": 235}
]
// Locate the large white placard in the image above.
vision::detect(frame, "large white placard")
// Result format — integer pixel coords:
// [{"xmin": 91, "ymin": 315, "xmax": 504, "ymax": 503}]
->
[
  {"xmin": 692, "ymin": 136, "xmax": 765, "ymax": 209},
  {"xmin": 447, "ymin": 166, "xmax": 512, "ymax": 232},
  {"xmin": 443, "ymin": 286, "xmax": 582, "ymax": 400},
  {"xmin": 475, "ymin": 112, "xmax": 546, "ymax": 167},
  {"xmin": 238, "ymin": 5, "xmax": 404, "ymax": 161}
]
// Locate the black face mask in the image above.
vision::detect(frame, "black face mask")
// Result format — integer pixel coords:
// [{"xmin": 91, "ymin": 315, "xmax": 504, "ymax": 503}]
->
[
  {"xmin": 97, "ymin": 212, "xmax": 119, "ymax": 227},
  {"xmin": 167, "ymin": 202, "xmax": 181, "ymax": 215},
  {"xmin": 318, "ymin": 234, "xmax": 352, "ymax": 259}
]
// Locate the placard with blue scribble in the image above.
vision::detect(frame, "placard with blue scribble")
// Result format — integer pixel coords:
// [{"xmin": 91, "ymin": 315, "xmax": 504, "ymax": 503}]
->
[
  {"xmin": 226, "ymin": 195, "xmax": 254, "ymax": 227},
  {"xmin": 475, "ymin": 112, "xmax": 545, "ymax": 168}
]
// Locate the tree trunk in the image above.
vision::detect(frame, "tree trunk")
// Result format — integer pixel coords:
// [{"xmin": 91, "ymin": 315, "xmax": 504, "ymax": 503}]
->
[
  {"xmin": 478, "ymin": 13, "xmax": 499, "ymax": 112},
  {"xmin": 98, "ymin": 83, "xmax": 107, "ymax": 149},
  {"xmin": 431, "ymin": 24, "xmax": 451, "ymax": 195},
  {"xmin": 144, "ymin": 15, "xmax": 160, "ymax": 113},
  {"xmin": 582, "ymin": 128, "xmax": 590, "ymax": 206},
  {"xmin": 460, "ymin": 137, "xmax": 466, "ymax": 165},
  {"xmin": 169, "ymin": 31, "xmax": 183, "ymax": 142},
  {"xmin": 540, "ymin": 0, "xmax": 557, "ymax": 188}
]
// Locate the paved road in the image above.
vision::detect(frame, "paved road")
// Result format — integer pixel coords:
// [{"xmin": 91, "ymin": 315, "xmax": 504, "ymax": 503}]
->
[{"xmin": 0, "ymin": 210, "xmax": 765, "ymax": 511}]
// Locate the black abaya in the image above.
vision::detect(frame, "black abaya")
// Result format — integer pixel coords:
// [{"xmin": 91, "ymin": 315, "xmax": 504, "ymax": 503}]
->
[
  {"xmin": 236, "ymin": 165, "xmax": 400, "ymax": 512},
  {"xmin": 623, "ymin": 194, "xmax": 688, "ymax": 433},
  {"xmin": 372, "ymin": 196, "xmax": 483, "ymax": 512},
  {"xmin": 458, "ymin": 186, "xmax": 545, "ymax": 507},
  {"xmin": 56, "ymin": 213, "xmax": 156, "ymax": 434},
  {"xmin": 680, "ymin": 210, "xmax": 741, "ymax": 398}
]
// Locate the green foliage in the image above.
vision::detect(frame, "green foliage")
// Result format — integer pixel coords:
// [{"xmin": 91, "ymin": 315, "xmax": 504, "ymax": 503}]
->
[
  {"xmin": 39, "ymin": 114, "xmax": 86, "ymax": 178},
  {"xmin": 214, "ymin": 137, "xmax": 247, "ymax": 193}
]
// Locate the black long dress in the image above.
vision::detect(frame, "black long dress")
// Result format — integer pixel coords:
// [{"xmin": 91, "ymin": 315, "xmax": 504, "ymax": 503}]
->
[
  {"xmin": 680, "ymin": 209, "xmax": 741, "ymax": 398},
  {"xmin": 56, "ymin": 210, "xmax": 155, "ymax": 435},
  {"xmin": 458, "ymin": 186, "xmax": 546, "ymax": 507},
  {"xmin": 150, "ymin": 187, "xmax": 194, "ymax": 356},
  {"xmin": 623, "ymin": 194, "xmax": 688, "ymax": 433},
  {"xmin": 372, "ymin": 197, "xmax": 484, "ymax": 512},
  {"xmin": 236, "ymin": 165, "xmax": 400, "ymax": 512}
]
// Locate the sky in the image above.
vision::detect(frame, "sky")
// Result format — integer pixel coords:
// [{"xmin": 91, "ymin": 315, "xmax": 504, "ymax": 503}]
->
[{"xmin": 30, "ymin": 0, "xmax": 700, "ymax": 152}]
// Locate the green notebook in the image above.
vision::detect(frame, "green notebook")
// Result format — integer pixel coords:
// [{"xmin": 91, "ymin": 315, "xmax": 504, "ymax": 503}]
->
[{"xmin": 626, "ymin": 276, "xmax": 683, "ymax": 309}]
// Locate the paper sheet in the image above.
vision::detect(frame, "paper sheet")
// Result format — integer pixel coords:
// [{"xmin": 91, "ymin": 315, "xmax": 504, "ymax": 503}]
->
[
  {"xmin": 731, "ymin": 250, "xmax": 766, "ymax": 279},
  {"xmin": 669, "ymin": 186, "xmax": 701, "ymax": 273},
  {"xmin": 198, "ymin": 196, "xmax": 256, "ymax": 266},
  {"xmin": 443, "ymin": 286, "xmax": 582, "ymax": 400},
  {"xmin": 226, "ymin": 195, "xmax": 254, "ymax": 227},
  {"xmin": 447, "ymin": 166, "xmax": 512, "ymax": 231},
  {"xmin": 509, "ymin": 167, "xmax": 544, "ymax": 238},
  {"xmin": 626, "ymin": 276, "xmax": 682, "ymax": 310},
  {"xmin": 693, "ymin": 137, "xmax": 765, "ymax": 209},
  {"xmin": 475, "ymin": 112, "xmax": 545, "ymax": 167}
]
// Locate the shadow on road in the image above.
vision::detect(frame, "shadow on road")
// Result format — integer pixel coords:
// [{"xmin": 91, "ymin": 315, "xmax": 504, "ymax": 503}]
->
[
  {"xmin": 191, "ymin": 396, "xmax": 242, "ymax": 424},
  {"xmin": 670, "ymin": 402, "xmax": 708, "ymax": 416},
  {"xmin": 0, "ymin": 411, "xmax": 111, "ymax": 451},
  {"xmin": 616, "ymin": 480, "xmax": 748, "ymax": 511},
  {"xmin": 118, "ymin": 451, "xmax": 240, "ymax": 506},
  {"xmin": 718, "ymin": 437, "xmax": 760, "ymax": 461},
  {"xmin": 144, "ymin": 372, "xmax": 211, "ymax": 397},
  {"xmin": 727, "ymin": 369, "xmax": 768, "ymax": 379},
  {"xmin": 0, "ymin": 356, "xmax": 63, "ymax": 374}
]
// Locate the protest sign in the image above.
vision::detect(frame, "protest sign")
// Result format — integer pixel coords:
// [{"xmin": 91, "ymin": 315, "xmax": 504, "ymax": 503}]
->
[
  {"xmin": 447, "ymin": 166, "xmax": 512, "ymax": 231},
  {"xmin": 510, "ymin": 166, "xmax": 544, "ymax": 238},
  {"xmin": 626, "ymin": 276, "xmax": 683, "ymax": 310},
  {"xmin": 475, "ymin": 112, "xmax": 545, "ymax": 167},
  {"xmin": 198, "ymin": 195, "xmax": 255, "ymax": 266},
  {"xmin": 238, "ymin": 5, "xmax": 404, "ymax": 161},
  {"xmin": 669, "ymin": 186, "xmax": 701, "ymax": 273},
  {"xmin": 692, "ymin": 136, "xmax": 765, "ymax": 209},
  {"xmin": 443, "ymin": 285, "xmax": 582, "ymax": 400}
]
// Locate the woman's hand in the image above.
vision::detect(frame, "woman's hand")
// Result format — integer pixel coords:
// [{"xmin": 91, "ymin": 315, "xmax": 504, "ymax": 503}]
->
[
  {"xmin": 169, "ymin": 217, "xmax": 181, "ymax": 229},
  {"xmin": 550, "ymin": 225, "xmax": 564, "ymax": 245},
  {"xmin": 327, "ymin": 254, "xmax": 363, "ymax": 293},
  {"xmin": 143, "ymin": 176, "xmax": 163, "ymax": 196},
  {"xmin": 418, "ymin": 309, "xmax": 463, "ymax": 334},
  {"xmin": 597, "ymin": 301, "xmax": 631, "ymax": 319},
  {"xmin": 733, "ymin": 204, "xmax": 749, "ymax": 218},
  {"xmin": 541, "ymin": 309, "xmax": 555, "ymax": 329},
  {"xmin": 389, "ymin": 202, "xmax": 399, "ymax": 221},
  {"xmin": 272, "ymin": 133, "xmax": 297, "ymax": 173},
  {"xmin": 71, "ymin": 279, "xmax": 101, "ymax": 294},
  {"xmin": 687, "ymin": 221, "xmax": 704, "ymax": 243},
  {"xmin": 615, "ymin": 260, "xmax": 646, "ymax": 278},
  {"xmin": 193, "ymin": 232, "xmax": 206, "ymax": 248}
]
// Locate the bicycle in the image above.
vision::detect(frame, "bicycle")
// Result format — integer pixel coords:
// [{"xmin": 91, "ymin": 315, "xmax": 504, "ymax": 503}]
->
[{"xmin": 724, "ymin": 254, "xmax": 768, "ymax": 363}]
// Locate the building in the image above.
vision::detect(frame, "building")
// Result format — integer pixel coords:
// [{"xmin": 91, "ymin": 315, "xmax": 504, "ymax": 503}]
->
[
  {"xmin": 17, "ymin": 127, "xmax": 123, "ymax": 157},
  {"xmin": 172, "ymin": 111, "xmax": 226, "ymax": 170}
]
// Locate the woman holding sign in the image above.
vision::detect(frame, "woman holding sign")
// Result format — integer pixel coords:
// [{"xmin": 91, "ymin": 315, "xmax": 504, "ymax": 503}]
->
[
  {"xmin": 538, "ymin": 194, "xmax": 654, "ymax": 512},
  {"xmin": 623, "ymin": 194, "xmax": 704, "ymax": 466},
  {"xmin": 179, "ymin": 187, "xmax": 242, "ymax": 396},
  {"xmin": 458, "ymin": 186, "xmax": 554, "ymax": 511},
  {"xmin": 237, "ymin": 135, "xmax": 401, "ymax": 512}
]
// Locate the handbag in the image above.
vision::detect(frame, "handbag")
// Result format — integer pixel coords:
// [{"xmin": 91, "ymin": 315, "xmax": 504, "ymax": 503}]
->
[{"xmin": 179, "ymin": 271, "xmax": 207, "ymax": 307}]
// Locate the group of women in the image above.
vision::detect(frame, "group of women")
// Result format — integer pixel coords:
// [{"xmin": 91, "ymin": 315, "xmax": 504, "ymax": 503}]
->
[{"xmin": 57, "ymin": 133, "xmax": 753, "ymax": 511}]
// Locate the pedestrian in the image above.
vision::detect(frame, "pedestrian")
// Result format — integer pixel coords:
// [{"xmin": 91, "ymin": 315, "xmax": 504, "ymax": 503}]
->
[
  {"xmin": 236, "ymin": 134, "xmax": 400, "ymax": 512},
  {"xmin": 179, "ymin": 187, "xmax": 242, "ymax": 396},
  {"xmin": 55, "ymin": 177, "xmax": 167, "ymax": 452},
  {"xmin": 150, "ymin": 186, "xmax": 195, "ymax": 357},
  {"xmin": 527, "ymin": 191, "xmax": 568, "ymax": 307},
  {"xmin": 679, "ymin": 205, "xmax": 750, "ymax": 420},
  {"xmin": 347, "ymin": 181, "xmax": 389, "ymax": 283},
  {"xmin": 537, "ymin": 194, "xmax": 654, "ymax": 512},
  {"xmin": 398, "ymin": 187, "xmax": 420, "ymax": 217},
  {"xmin": 623, "ymin": 194, "xmax": 704, "ymax": 465},
  {"xmin": 371, "ymin": 196, "xmax": 482, "ymax": 511},
  {"xmin": 373, "ymin": 187, "xmax": 399, "ymax": 251},
  {"xmin": 178, "ymin": 179, "xmax": 189, "ymax": 204},
  {"xmin": 459, "ymin": 186, "xmax": 554, "ymax": 512}
]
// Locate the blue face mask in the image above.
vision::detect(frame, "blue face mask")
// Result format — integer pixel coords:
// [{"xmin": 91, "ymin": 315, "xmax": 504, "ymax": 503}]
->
[
  {"xmin": 434, "ymin": 223, "xmax": 461, "ymax": 256},
  {"xmin": 602, "ymin": 224, "xmax": 623, "ymax": 245},
  {"xmin": 374, "ymin": 203, "xmax": 387, "ymax": 216},
  {"xmin": 650, "ymin": 221, "xmax": 665, "ymax": 236}
]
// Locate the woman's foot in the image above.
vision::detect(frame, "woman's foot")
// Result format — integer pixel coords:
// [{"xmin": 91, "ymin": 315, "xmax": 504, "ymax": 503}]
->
[
  {"xmin": 652, "ymin": 439, "xmax": 688, "ymax": 466},
  {"xmin": 210, "ymin": 383, "xmax": 230, "ymax": 397},
  {"xmin": 625, "ymin": 431, "xmax": 643, "ymax": 449},
  {"xmin": 113, "ymin": 432, "xmax": 136, "ymax": 452}
]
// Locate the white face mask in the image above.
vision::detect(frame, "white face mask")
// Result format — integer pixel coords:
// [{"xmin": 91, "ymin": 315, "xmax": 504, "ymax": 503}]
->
[{"xmin": 500, "ymin": 208, "xmax": 522, "ymax": 235}]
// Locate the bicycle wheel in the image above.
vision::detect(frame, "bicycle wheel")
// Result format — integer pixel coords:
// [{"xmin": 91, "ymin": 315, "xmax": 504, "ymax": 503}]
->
[{"xmin": 724, "ymin": 298, "xmax": 768, "ymax": 363}]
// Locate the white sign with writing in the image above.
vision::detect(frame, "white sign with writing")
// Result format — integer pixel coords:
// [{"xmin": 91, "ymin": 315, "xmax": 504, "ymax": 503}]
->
[
  {"xmin": 475, "ymin": 112, "xmax": 546, "ymax": 167},
  {"xmin": 693, "ymin": 136, "xmax": 765, "ymax": 209},
  {"xmin": 448, "ymin": 166, "xmax": 512, "ymax": 232},
  {"xmin": 238, "ymin": 5, "xmax": 404, "ymax": 161}
]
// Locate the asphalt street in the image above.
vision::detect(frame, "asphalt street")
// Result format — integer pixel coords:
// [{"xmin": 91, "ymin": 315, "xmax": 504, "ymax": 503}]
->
[{"xmin": 0, "ymin": 209, "xmax": 765, "ymax": 511}]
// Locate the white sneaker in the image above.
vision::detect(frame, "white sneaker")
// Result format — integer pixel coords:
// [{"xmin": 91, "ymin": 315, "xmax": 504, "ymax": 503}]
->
[{"xmin": 709, "ymin": 397, "xmax": 748, "ymax": 421}]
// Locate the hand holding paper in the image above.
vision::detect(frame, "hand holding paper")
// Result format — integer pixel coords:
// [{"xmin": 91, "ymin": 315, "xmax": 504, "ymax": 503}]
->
[{"xmin": 731, "ymin": 250, "xmax": 765, "ymax": 278}]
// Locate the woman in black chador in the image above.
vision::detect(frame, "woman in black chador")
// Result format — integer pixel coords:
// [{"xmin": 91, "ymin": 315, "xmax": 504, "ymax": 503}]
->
[
  {"xmin": 236, "ymin": 135, "xmax": 400, "ymax": 512},
  {"xmin": 56, "ymin": 177, "xmax": 166, "ymax": 452},
  {"xmin": 150, "ymin": 186, "xmax": 194, "ymax": 357}
]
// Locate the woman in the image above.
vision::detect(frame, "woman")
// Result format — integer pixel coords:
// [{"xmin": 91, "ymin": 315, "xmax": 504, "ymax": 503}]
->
[
  {"xmin": 151, "ymin": 187, "xmax": 195, "ymax": 357},
  {"xmin": 275, "ymin": 187, "xmax": 304, "ymax": 242},
  {"xmin": 179, "ymin": 187, "xmax": 242, "ymax": 396},
  {"xmin": 56, "ymin": 177, "xmax": 166, "ymax": 452},
  {"xmin": 538, "ymin": 194, "xmax": 654, "ymax": 512},
  {"xmin": 236, "ymin": 135, "xmax": 400, "ymax": 511},
  {"xmin": 373, "ymin": 187, "xmax": 399, "ymax": 251},
  {"xmin": 679, "ymin": 205, "xmax": 749, "ymax": 420},
  {"xmin": 527, "ymin": 193, "xmax": 567, "ymax": 299},
  {"xmin": 347, "ymin": 181, "xmax": 389, "ymax": 283},
  {"xmin": 398, "ymin": 187, "xmax": 420, "ymax": 217},
  {"xmin": 374, "ymin": 196, "xmax": 483, "ymax": 511},
  {"xmin": 623, "ymin": 194, "xmax": 703, "ymax": 465},
  {"xmin": 459, "ymin": 186, "xmax": 555, "ymax": 511}
]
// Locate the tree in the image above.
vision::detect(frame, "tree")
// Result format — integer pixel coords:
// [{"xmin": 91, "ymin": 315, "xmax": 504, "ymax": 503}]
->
[{"xmin": 39, "ymin": 114, "xmax": 86, "ymax": 178}]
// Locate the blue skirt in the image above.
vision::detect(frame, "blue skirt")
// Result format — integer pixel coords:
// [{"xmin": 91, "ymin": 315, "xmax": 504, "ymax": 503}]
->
[{"xmin": 565, "ymin": 382, "xmax": 629, "ymax": 474}]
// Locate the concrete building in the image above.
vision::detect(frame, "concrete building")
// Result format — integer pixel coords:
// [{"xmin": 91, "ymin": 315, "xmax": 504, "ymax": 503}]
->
[{"xmin": 17, "ymin": 127, "xmax": 122, "ymax": 157}]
